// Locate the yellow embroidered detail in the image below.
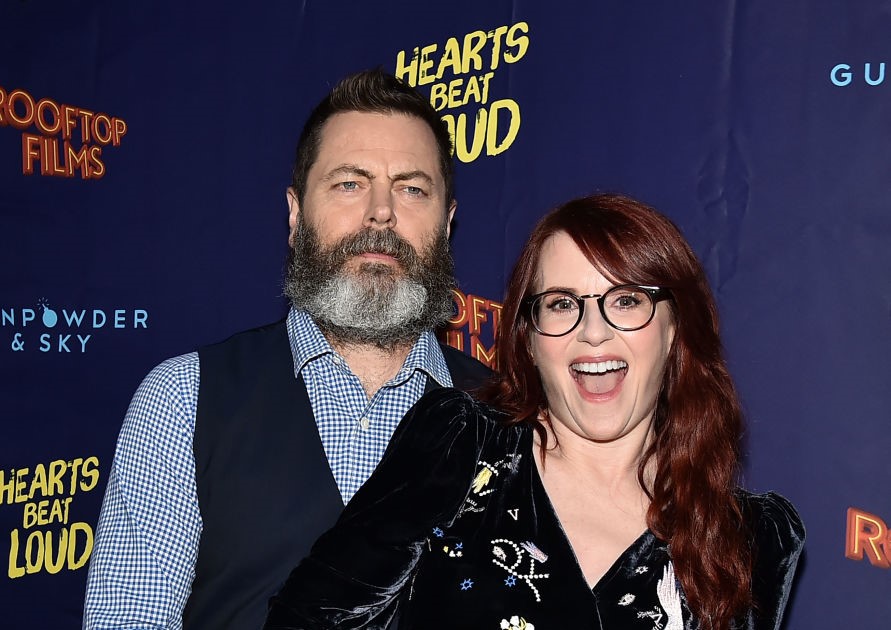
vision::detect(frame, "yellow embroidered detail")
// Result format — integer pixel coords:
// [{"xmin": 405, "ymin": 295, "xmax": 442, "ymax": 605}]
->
[{"xmin": 471, "ymin": 467, "xmax": 493, "ymax": 493}]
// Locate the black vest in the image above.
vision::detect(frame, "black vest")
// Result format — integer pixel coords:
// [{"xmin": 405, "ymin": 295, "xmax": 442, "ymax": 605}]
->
[{"xmin": 183, "ymin": 320, "xmax": 490, "ymax": 629}]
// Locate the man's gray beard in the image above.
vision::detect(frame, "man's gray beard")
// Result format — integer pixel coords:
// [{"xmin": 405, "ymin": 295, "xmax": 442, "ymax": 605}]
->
[{"xmin": 284, "ymin": 218, "xmax": 456, "ymax": 349}]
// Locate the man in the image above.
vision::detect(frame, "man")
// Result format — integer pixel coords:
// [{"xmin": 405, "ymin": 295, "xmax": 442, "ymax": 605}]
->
[{"xmin": 83, "ymin": 69, "xmax": 490, "ymax": 629}]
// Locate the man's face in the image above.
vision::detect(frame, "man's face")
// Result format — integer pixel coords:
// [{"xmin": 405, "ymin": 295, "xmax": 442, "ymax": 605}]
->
[
  {"xmin": 284, "ymin": 111, "xmax": 457, "ymax": 348},
  {"xmin": 288, "ymin": 110, "xmax": 455, "ymax": 258}
]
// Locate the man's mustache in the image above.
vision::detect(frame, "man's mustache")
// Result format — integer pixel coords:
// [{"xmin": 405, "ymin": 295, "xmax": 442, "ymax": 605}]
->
[{"xmin": 332, "ymin": 228, "xmax": 419, "ymax": 268}]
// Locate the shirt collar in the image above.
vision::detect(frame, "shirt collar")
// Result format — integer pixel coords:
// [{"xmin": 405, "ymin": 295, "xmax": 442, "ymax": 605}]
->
[
  {"xmin": 399, "ymin": 325, "xmax": 452, "ymax": 388},
  {"xmin": 286, "ymin": 307, "xmax": 452, "ymax": 388},
  {"xmin": 287, "ymin": 308, "xmax": 335, "ymax": 373}
]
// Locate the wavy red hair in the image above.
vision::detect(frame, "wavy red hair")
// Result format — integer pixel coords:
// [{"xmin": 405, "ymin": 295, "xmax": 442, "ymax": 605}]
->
[{"xmin": 479, "ymin": 193, "xmax": 751, "ymax": 628}]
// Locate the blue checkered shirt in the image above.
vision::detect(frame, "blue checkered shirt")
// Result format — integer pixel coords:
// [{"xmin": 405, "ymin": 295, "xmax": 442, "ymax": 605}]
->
[{"xmin": 83, "ymin": 308, "xmax": 452, "ymax": 629}]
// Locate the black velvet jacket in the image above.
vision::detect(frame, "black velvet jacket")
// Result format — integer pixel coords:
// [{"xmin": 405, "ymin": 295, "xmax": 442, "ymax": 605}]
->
[{"xmin": 266, "ymin": 388, "xmax": 805, "ymax": 630}]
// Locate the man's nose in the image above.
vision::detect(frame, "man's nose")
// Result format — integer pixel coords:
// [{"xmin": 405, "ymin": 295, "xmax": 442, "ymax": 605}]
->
[{"xmin": 363, "ymin": 185, "xmax": 396, "ymax": 229}]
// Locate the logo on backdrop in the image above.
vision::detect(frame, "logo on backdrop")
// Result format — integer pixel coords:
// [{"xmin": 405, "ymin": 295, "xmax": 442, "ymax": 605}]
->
[
  {"xmin": 394, "ymin": 21, "xmax": 530, "ymax": 163},
  {"xmin": 830, "ymin": 63, "xmax": 886, "ymax": 86},
  {"xmin": 440, "ymin": 289, "xmax": 501, "ymax": 368},
  {"xmin": 0, "ymin": 86, "xmax": 127, "ymax": 180},
  {"xmin": 845, "ymin": 506, "xmax": 890, "ymax": 569},
  {"xmin": 2, "ymin": 456, "xmax": 100, "ymax": 579},
  {"xmin": 3, "ymin": 299, "xmax": 148, "ymax": 353}
]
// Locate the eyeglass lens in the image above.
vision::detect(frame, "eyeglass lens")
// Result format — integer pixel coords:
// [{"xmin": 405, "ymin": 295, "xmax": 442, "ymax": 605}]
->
[{"xmin": 531, "ymin": 286, "xmax": 656, "ymax": 335}]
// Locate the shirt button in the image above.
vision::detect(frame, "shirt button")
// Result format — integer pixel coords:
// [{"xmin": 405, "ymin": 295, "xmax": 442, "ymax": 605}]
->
[{"xmin": 359, "ymin": 417, "xmax": 370, "ymax": 430}]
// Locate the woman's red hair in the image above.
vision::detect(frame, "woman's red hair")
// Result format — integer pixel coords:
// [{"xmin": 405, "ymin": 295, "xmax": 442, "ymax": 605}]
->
[{"xmin": 479, "ymin": 193, "xmax": 751, "ymax": 628}]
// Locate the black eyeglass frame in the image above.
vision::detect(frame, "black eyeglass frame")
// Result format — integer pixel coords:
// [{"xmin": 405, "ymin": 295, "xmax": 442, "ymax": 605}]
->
[{"xmin": 523, "ymin": 284, "xmax": 672, "ymax": 336}]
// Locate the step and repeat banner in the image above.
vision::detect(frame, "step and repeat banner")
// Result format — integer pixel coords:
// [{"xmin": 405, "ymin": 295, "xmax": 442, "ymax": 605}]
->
[{"xmin": 1, "ymin": 1, "xmax": 889, "ymax": 627}]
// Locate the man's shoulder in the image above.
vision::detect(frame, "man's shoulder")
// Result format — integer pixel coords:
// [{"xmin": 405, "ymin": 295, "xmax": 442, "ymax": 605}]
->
[
  {"xmin": 136, "ymin": 351, "xmax": 199, "ymax": 397},
  {"xmin": 196, "ymin": 318, "xmax": 295, "ymax": 390},
  {"xmin": 201, "ymin": 319, "xmax": 289, "ymax": 353},
  {"xmin": 438, "ymin": 343, "xmax": 492, "ymax": 391}
]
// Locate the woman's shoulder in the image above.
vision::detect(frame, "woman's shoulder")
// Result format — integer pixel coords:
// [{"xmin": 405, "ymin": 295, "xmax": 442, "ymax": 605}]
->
[
  {"xmin": 390, "ymin": 387, "xmax": 520, "ymax": 458},
  {"xmin": 735, "ymin": 491, "xmax": 806, "ymax": 625},
  {"xmin": 404, "ymin": 387, "xmax": 515, "ymax": 432},
  {"xmin": 410, "ymin": 386, "xmax": 505, "ymax": 415},
  {"xmin": 736, "ymin": 490, "xmax": 806, "ymax": 557}
]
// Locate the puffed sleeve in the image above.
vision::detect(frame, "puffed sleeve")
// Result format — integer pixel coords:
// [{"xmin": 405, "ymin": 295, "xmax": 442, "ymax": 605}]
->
[
  {"xmin": 264, "ymin": 387, "xmax": 490, "ymax": 630},
  {"xmin": 743, "ymin": 492, "xmax": 806, "ymax": 630}
]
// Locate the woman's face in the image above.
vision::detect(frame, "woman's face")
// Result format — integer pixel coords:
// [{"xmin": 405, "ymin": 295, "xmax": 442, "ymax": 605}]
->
[{"xmin": 529, "ymin": 231, "xmax": 675, "ymax": 445}]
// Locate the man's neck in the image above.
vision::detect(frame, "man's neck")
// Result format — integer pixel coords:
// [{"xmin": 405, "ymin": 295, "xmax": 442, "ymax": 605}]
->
[{"xmin": 329, "ymin": 338, "xmax": 416, "ymax": 398}]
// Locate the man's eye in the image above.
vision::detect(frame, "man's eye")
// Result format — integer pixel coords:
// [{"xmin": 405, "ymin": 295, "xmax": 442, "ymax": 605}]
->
[
  {"xmin": 404, "ymin": 185, "xmax": 425, "ymax": 196},
  {"xmin": 338, "ymin": 181, "xmax": 358, "ymax": 191}
]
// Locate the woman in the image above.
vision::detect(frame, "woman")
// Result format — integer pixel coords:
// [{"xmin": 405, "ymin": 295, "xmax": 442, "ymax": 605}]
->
[{"xmin": 265, "ymin": 193, "xmax": 805, "ymax": 630}]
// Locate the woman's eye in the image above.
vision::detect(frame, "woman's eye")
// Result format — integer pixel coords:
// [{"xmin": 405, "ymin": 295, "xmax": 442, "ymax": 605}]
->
[
  {"xmin": 611, "ymin": 293, "xmax": 642, "ymax": 309},
  {"xmin": 547, "ymin": 297, "xmax": 577, "ymax": 311}
]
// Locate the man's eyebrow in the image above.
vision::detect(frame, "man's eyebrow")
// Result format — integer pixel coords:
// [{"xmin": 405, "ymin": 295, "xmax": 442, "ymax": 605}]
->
[
  {"xmin": 322, "ymin": 164, "xmax": 375, "ymax": 181},
  {"xmin": 390, "ymin": 170, "xmax": 435, "ymax": 186}
]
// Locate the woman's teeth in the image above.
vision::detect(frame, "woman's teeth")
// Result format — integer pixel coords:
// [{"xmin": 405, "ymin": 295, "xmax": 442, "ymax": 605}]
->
[{"xmin": 571, "ymin": 360, "xmax": 627, "ymax": 374}]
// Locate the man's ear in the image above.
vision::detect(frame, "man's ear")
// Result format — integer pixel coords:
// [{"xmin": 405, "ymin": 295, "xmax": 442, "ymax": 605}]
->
[
  {"xmin": 287, "ymin": 187, "xmax": 300, "ymax": 246},
  {"xmin": 446, "ymin": 200, "xmax": 457, "ymax": 238}
]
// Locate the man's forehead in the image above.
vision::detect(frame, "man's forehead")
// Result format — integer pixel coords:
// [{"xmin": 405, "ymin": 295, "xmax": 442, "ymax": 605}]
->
[
  {"xmin": 322, "ymin": 109, "xmax": 425, "ymax": 131},
  {"xmin": 315, "ymin": 111, "xmax": 440, "ymax": 165}
]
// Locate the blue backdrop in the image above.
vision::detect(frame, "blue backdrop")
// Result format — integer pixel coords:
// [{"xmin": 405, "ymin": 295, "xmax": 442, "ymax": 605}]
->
[{"xmin": 2, "ymin": 1, "xmax": 889, "ymax": 627}]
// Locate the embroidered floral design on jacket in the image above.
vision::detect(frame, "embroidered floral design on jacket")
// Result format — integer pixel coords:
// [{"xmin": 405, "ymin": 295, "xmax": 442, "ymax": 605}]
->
[
  {"xmin": 499, "ymin": 615, "xmax": 535, "ymax": 629},
  {"xmin": 460, "ymin": 456, "xmax": 521, "ymax": 517},
  {"xmin": 491, "ymin": 538, "xmax": 550, "ymax": 602},
  {"xmin": 519, "ymin": 541, "xmax": 548, "ymax": 563}
]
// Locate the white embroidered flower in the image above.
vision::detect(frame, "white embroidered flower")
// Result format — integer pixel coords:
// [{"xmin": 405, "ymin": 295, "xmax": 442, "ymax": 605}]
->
[
  {"xmin": 499, "ymin": 616, "xmax": 534, "ymax": 630},
  {"xmin": 618, "ymin": 593, "xmax": 635, "ymax": 606}
]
